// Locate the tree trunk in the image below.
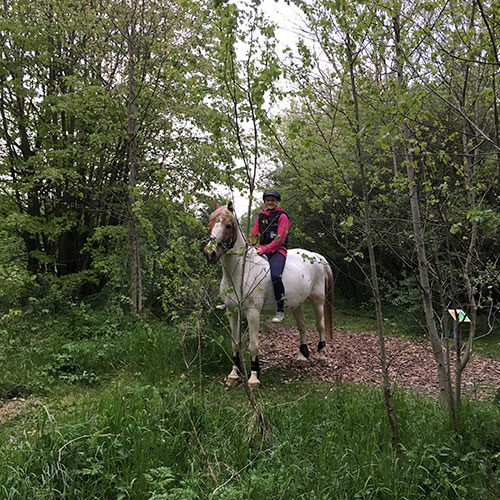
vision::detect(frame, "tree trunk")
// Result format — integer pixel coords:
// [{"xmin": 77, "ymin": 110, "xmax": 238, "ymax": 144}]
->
[
  {"xmin": 455, "ymin": 75, "xmax": 479, "ymax": 412},
  {"xmin": 392, "ymin": 11, "xmax": 456, "ymax": 420},
  {"xmin": 127, "ymin": 5, "xmax": 142, "ymax": 315},
  {"xmin": 345, "ymin": 33, "xmax": 400, "ymax": 450}
]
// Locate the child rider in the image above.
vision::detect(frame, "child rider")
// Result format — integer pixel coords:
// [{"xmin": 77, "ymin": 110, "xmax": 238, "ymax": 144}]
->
[{"xmin": 250, "ymin": 190, "xmax": 290, "ymax": 323}]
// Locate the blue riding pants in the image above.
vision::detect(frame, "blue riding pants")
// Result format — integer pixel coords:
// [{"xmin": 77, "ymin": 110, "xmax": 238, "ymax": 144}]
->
[{"xmin": 268, "ymin": 252, "xmax": 286, "ymax": 312}]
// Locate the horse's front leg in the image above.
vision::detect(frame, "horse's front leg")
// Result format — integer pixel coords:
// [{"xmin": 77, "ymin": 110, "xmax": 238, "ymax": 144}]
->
[
  {"xmin": 246, "ymin": 308, "xmax": 261, "ymax": 389},
  {"xmin": 226, "ymin": 310, "xmax": 241, "ymax": 386}
]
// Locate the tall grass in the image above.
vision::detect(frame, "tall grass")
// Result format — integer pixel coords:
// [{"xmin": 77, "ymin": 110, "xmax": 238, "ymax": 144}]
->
[{"xmin": 1, "ymin": 305, "xmax": 499, "ymax": 499}]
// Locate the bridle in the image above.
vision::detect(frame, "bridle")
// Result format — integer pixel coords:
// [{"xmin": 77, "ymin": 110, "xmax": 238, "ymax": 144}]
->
[
  {"xmin": 208, "ymin": 230, "xmax": 235, "ymax": 252},
  {"xmin": 207, "ymin": 213, "xmax": 237, "ymax": 254}
]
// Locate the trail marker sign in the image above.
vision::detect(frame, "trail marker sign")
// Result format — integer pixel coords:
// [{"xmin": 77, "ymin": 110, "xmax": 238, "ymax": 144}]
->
[
  {"xmin": 447, "ymin": 309, "xmax": 470, "ymax": 323},
  {"xmin": 447, "ymin": 308, "xmax": 470, "ymax": 352}
]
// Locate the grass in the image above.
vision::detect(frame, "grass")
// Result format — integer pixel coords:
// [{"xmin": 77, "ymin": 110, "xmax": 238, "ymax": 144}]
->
[
  {"xmin": 0, "ymin": 303, "xmax": 500, "ymax": 498},
  {"xmin": 277, "ymin": 296, "xmax": 383, "ymax": 333}
]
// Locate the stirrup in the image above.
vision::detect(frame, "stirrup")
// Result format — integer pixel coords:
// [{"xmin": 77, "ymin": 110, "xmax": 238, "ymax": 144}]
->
[{"xmin": 271, "ymin": 311, "xmax": 284, "ymax": 323}]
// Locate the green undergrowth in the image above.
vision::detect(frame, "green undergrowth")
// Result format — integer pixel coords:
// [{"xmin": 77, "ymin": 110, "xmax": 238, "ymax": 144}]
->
[{"xmin": 0, "ymin": 304, "xmax": 499, "ymax": 499}]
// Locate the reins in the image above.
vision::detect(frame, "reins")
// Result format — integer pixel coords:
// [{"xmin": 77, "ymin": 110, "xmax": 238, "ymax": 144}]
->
[{"xmin": 208, "ymin": 229, "xmax": 235, "ymax": 252}]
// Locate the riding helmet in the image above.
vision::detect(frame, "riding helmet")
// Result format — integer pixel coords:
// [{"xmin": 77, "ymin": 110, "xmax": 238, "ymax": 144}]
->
[{"xmin": 262, "ymin": 190, "xmax": 281, "ymax": 201}]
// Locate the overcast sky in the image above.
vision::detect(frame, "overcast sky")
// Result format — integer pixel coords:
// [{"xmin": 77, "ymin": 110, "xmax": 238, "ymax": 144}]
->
[{"xmin": 223, "ymin": 1, "xmax": 306, "ymax": 215}]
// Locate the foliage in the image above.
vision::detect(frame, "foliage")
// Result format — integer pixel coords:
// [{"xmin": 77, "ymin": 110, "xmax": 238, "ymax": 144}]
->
[
  {"xmin": 2, "ymin": 1, "xmax": 500, "ymax": 495},
  {"xmin": 0, "ymin": 0, "xmax": 233, "ymax": 306},
  {"xmin": 264, "ymin": 0, "xmax": 500, "ymax": 327},
  {"xmin": 0, "ymin": 229, "xmax": 35, "ymax": 308},
  {"xmin": 142, "ymin": 199, "xmax": 220, "ymax": 316}
]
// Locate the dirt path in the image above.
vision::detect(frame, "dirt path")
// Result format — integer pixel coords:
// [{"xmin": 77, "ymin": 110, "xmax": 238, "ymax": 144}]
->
[{"xmin": 260, "ymin": 326, "xmax": 500, "ymax": 400}]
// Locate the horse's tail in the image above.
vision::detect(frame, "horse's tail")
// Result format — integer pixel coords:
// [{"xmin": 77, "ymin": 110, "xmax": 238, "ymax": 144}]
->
[{"xmin": 324, "ymin": 264, "xmax": 334, "ymax": 340}]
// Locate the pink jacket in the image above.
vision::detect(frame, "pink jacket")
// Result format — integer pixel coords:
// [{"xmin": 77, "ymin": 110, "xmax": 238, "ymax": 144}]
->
[{"xmin": 250, "ymin": 208, "xmax": 290, "ymax": 257}]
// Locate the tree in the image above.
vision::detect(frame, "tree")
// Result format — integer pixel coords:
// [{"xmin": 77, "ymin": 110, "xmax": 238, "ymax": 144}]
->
[
  {"xmin": 205, "ymin": 0, "xmax": 283, "ymax": 433},
  {"xmin": 274, "ymin": 0, "xmax": 500, "ymax": 423},
  {"xmin": 268, "ymin": 0, "xmax": 401, "ymax": 449},
  {"xmin": 0, "ymin": 0, "xmax": 232, "ymax": 308},
  {"xmin": 0, "ymin": 0, "xmax": 126, "ymax": 282},
  {"xmin": 391, "ymin": 0, "xmax": 500, "ymax": 420}
]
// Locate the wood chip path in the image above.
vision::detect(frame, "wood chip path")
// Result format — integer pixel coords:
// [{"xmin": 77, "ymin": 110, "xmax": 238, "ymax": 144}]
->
[{"xmin": 259, "ymin": 326, "xmax": 500, "ymax": 400}]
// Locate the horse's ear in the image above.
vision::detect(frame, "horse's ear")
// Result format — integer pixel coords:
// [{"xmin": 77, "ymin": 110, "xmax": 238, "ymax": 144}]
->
[
  {"xmin": 213, "ymin": 200, "xmax": 219, "ymax": 210},
  {"xmin": 228, "ymin": 201, "xmax": 234, "ymax": 212}
]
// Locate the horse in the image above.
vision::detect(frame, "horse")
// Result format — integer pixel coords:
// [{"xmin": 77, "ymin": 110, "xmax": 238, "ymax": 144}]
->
[{"xmin": 203, "ymin": 201, "xmax": 334, "ymax": 388}]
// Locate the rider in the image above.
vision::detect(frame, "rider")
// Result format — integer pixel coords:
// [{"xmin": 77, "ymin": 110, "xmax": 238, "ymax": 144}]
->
[{"xmin": 250, "ymin": 190, "xmax": 291, "ymax": 323}]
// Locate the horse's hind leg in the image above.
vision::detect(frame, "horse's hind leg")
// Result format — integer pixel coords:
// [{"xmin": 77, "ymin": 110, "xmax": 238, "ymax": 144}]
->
[
  {"xmin": 292, "ymin": 306, "xmax": 310, "ymax": 361},
  {"xmin": 310, "ymin": 297, "xmax": 327, "ymax": 361}
]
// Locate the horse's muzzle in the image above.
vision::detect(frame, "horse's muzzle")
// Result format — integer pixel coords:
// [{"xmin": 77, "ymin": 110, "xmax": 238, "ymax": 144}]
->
[{"xmin": 203, "ymin": 246, "xmax": 221, "ymax": 264}]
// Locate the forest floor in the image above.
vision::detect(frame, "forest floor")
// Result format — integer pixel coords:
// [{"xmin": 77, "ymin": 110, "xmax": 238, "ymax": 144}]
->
[
  {"xmin": 0, "ymin": 398, "xmax": 42, "ymax": 424},
  {"xmin": 3, "ymin": 325, "xmax": 500, "ymax": 425},
  {"xmin": 260, "ymin": 326, "xmax": 500, "ymax": 400}
]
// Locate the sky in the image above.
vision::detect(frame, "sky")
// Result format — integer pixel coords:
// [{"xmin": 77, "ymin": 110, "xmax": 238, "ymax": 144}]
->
[{"xmin": 223, "ymin": 0, "xmax": 305, "ymax": 216}]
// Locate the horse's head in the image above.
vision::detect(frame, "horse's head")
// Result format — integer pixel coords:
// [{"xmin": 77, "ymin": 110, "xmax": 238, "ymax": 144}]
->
[{"xmin": 203, "ymin": 201, "xmax": 237, "ymax": 264}]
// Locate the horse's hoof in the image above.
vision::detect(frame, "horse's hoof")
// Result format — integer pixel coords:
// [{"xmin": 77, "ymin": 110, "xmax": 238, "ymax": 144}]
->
[
  {"xmin": 296, "ymin": 353, "xmax": 308, "ymax": 362},
  {"xmin": 226, "ymin": 375, "xmax": 240, "ymax": 387},
  {"xmin": 317, "ymin": 350, "xmax": 327, "ymax": 362},
  {"xmin": 248, "ymin": 371, "xmax": 260, "ymax": 389},
  {"xmin": 225, "ymin": 365, "xmax": 241, "ymax": 386}
]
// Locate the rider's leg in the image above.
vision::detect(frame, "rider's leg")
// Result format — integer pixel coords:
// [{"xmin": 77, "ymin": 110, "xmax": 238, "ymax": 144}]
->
[{"xmin": 268, "ymin": 252, "xmax": 286, "ymax": 321}]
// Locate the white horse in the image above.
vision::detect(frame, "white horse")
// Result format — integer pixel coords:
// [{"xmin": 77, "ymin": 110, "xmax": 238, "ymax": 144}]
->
[{"xmin": 203, "ymin": 202, "xmax": 334, "ymax": 388}]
